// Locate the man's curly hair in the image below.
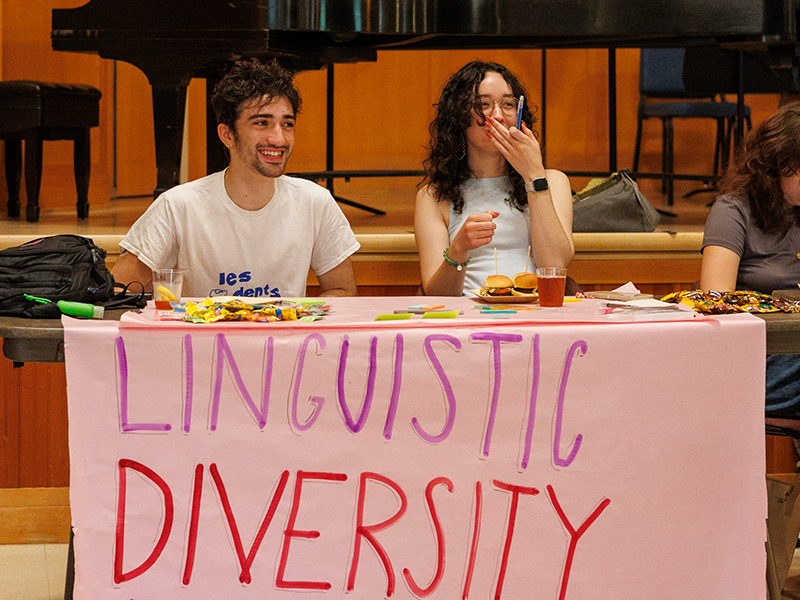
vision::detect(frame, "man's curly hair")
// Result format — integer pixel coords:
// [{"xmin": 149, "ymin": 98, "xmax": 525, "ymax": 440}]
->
[
  {"xmin": 211, "ymin": 57, "xmax": 302, "ymax": 135},
  {"xmin": 720, "ymin": 100, "xmax": 800, "ymax": 234},
  {"xmin": 422, "ymin": 60, "xmax": 538, "ymax": 213}
]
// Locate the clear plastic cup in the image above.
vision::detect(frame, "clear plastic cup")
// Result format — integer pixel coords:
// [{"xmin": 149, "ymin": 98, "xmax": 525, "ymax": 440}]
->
[
  {"xmin": 536, "ymin": 267, "xmax": 567, "ymax": 307},
  {"xmin": 152, "ymin": 269, "xmax": 185, "ymax": 310}
]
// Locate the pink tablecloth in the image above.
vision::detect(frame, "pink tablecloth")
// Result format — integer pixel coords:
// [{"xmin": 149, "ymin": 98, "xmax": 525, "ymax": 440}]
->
[{"xmin": 62, "ymin": 298, "xmax": 766, "ymax": 600}]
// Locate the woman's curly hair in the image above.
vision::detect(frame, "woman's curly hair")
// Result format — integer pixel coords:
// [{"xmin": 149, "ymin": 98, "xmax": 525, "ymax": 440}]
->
[
  {"xmin": 721, "ymin": 100, "xmax": 800, "ymax": 233},
  {"xmin": 422, "ymin": 60, "xmax": 538, "ymax": 213},
  {"xmin": 211, "ymin": 57, "xmax": 302, "ymax": 134}
]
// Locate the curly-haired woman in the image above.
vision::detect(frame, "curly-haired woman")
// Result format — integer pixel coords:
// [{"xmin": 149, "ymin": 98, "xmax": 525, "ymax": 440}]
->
[
  {"xmin": 414, "ymin": 60, "xmax": 574, "ymax": 296},
  {"xmin": 701, "ymin": 101, "xmax": 800, "ymax": 419}
]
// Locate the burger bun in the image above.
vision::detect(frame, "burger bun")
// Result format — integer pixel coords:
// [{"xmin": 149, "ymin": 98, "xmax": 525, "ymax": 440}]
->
[
  {"xmin": 480, "ymin": 274, "xmax": 514, "ymax": 296},
  {"xmin": 512, "ymin": 272, "xmax": 538, "ymax": 293}
]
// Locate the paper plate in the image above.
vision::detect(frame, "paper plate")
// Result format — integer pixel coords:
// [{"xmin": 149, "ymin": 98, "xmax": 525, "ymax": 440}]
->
[
  {"xmin": 589, "ymin": 291, "xmax": 654, "ymax": 301},
  {"xmin": 469, "ymin": 289, "xmax": 539, "ymax": 303}
]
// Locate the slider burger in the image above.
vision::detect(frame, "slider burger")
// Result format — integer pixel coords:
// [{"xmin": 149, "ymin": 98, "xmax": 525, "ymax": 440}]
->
[
  {"xmin": 480, "ymin": 274, "xmax": 514, "ymax": 297},
  {"xmin": 512, "ymin": 272, "xmax": 538, "ymax": 295}
]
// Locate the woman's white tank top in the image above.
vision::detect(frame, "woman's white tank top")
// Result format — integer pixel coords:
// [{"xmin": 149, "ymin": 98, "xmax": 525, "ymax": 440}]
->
[{"xmin": 447, "ymin": 176, "xmax": 533, "ymax": 295}]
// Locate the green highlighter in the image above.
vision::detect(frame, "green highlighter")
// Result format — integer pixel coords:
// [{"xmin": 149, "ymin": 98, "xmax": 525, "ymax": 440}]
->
[
  {"xmin": 25, "ymin": 294, "xmax": 105, "ymax": 319},
  {"xmin": 375, "ymin": 313, "xmax": 413, "ymax": 321},
  {"xmin": 421, "ymin": 310, "xmax": 461, "ymax": 319}
]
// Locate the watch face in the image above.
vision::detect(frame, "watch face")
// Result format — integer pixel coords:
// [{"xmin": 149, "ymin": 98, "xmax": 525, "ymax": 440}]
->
[{"xmin": 533, "ymin": 178, "xmax": 548, "ymax": 192}]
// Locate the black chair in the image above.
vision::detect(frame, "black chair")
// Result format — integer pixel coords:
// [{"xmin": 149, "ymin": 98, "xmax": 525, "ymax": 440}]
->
[
  {"xmin": 0, "ymin": 81, "xmax": 101, "ymax": 222},
  {"xmin": 632, "ymin": 48, "xmax": 751, "ymax": 206}
]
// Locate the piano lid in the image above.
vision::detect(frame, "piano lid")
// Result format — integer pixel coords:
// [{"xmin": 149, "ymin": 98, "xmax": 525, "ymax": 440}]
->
[
  {"xmin": 457, "ymin": 0, "xmax": 766, "ymax": 36},
  {"xmin": 53, "ymin": 0, "xmax": 796, "ymax": 53},
  {"xmin": 51, "ymin": 0, "xmax": 800, "ymax": 199},
  {"xmin": 51, "ymin": 0, "xmax": 433, "ymax": 44}
]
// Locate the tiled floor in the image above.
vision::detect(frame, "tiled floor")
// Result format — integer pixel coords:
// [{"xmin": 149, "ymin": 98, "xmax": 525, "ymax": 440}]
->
[
  {"xmin": 0, "ymin": 542, "xmax": 798, "ymax": 599},
  {"xmin": 0, "ymin": 544, "xmax": 69, "ymax": 600}
]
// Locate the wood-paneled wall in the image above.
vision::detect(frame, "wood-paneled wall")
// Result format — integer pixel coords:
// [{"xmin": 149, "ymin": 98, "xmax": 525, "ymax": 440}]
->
[
  {"xmin": 1, "ymin": 1, "xmax": 785, "ymax": 211},
  {"xmin": 0, "ymin": 357, "xmax": 69, "ymax": 488}
]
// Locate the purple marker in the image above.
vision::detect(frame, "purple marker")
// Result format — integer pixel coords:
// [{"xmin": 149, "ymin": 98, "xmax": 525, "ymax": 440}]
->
[{"xmin": 516, "ymin": 95, "xmax": 524, "ymax": 129}]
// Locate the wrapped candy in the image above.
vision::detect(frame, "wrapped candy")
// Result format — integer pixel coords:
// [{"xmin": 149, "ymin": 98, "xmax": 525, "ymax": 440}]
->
[
  {"xmin": 660, "ymin": 290, "xmax": 784, "ymax": 313},
  {"xmin": 168, "ymin": 298, "xmax": 329, "ymax": 323}
]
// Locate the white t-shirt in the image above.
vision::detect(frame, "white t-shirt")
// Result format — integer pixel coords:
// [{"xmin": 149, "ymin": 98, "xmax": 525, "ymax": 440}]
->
[
  {"xmin": 119, "ymin": 171, "xmax": 360, "ymax": 298},
  {"xmin": 448, "ymin": 176, "xmax": 533, "ymax": 295}
]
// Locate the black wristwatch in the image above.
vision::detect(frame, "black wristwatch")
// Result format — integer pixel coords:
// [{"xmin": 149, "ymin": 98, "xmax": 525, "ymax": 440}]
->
[{"xmin": 525, "ymin": 177, "xmax": 549, "ymax": 193}]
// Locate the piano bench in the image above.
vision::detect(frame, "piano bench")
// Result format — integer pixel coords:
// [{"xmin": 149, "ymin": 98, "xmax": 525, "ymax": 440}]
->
[{"xmin": 0, "ymin": 81, "xmax": 101, "ymax": 222}]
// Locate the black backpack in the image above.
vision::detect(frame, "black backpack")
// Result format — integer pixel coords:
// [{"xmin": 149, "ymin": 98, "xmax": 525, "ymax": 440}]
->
[{"xmin": 0, "ymin": 234, "xmax": 121, "ymax": 318}]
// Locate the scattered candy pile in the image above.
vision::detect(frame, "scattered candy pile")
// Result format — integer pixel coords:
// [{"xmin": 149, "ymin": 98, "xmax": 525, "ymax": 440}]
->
[
  {"xmin": 661, "ymin": 290, "xmax": 800, "ymax": 314},
  {"xmin": 168, "ymin": 298, "xmax": 330, "ymax": 323}
]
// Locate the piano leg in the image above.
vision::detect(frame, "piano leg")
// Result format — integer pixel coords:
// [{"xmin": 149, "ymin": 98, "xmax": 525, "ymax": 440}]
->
[
  {"xmin": 150, "ymin": 85, "xmax": 187, "ymax": 198},
  {"xmin": 73, "ymin": 128, "xmax": 90, "ymax": 219},
  {"xmin": 4, "ymin": 138, "xmax": 22, "ymax": 219},
  {"xmin": 24, "ymin": 132, "xmax": 43, "ymax": 223}
]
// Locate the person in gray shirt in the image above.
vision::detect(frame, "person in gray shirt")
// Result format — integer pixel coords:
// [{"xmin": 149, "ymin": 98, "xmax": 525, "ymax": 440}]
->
[{"xmin": 701, "ymin": 101, "xmax": 800, "ymax": 419}]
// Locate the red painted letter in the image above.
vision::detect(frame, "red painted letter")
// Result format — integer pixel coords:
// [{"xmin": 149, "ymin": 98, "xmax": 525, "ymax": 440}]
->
[
  {"xmin": 462, "ymin": 480, "xmax": 483, "ymax": 599},
  {"xmin": 492, "ymin": 480, "xmax": 539, "ymax": 599},
  {"xmin": 182, "ymin": 464, "xmax": 204, "ymax": 585},
  {"xmin": 546, "ymin": 485, "xmax": 611, "ymax": 600},
  {"xmin": 402, "ymin": 477, "xmax": 453, "ymax": 597},
  {"xmin": 114, "ymin": 459, "xmax": 174, "ymax": 584},
  {"xmin": 347, "ymin": 472, "xmax": 408, "ymax": 596},
  {"xmin": 208, "ymin": 465, "xmax": 290, "ymax": 584},
  {"xmin": 276, "ymin": 470, "xmax": 347, "ymax": 590}
]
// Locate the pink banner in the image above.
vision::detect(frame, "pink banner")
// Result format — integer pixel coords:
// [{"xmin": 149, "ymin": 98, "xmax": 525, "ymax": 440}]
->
[{"xmin": 63, "ymin": 297, "xmax": 767, "ymax": 599}]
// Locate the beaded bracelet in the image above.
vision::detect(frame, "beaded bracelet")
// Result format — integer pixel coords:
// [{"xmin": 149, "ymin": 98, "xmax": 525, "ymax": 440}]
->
[{"xmin": 443, "ymin": 247, "xmax": 471, "ymax": 271}]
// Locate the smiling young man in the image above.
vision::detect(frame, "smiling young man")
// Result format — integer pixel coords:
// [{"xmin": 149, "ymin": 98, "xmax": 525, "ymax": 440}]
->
[{"xmin": 112, "ymin": 58, "xmax": 359, "ymax": 298}]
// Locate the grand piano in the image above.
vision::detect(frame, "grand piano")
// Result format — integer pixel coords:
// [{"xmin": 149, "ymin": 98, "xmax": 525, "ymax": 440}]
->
[{"xmin": 52, "ymin": 0, "xmax": 799, "ymax": 198}]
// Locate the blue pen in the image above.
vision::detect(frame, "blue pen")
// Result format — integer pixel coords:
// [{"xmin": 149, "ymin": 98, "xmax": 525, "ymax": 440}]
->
[{"xmin": 516, "ymin": 95, "xmax": 524, "ymax": 129}]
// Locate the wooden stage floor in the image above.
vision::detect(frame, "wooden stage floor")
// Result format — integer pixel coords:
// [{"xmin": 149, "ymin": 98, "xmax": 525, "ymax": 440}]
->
[{"xmin": 0, "ymin": 175, "xmax": 711, "ymax": 238}]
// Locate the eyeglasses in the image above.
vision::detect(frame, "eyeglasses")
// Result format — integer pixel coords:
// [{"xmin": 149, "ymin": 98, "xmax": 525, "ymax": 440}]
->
[{"xmin": 473, "ymin": 95, "xmax": 519, "ymax": 117}]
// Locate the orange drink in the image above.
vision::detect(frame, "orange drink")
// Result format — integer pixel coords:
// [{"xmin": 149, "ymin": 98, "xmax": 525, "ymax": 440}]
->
[{"xmin": 535, "ymin": 267, "xmax": 567, "ymax": 307}]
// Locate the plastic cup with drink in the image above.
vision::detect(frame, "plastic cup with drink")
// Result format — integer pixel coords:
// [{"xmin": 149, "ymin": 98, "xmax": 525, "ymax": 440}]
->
[
  {"xmin": 535, "ymin": 267, "xmax": 567, "ymax": 307},
  {"xmin": 152, "ymin": 268, "xmax": 185, "ymax": 311}
]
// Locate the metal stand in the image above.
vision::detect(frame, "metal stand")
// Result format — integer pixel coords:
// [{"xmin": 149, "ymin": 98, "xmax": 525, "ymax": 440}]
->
[
  {"xmin": 321, "ymin": 65, "xmax": 385, "ymax": 216},
  {"xmin": 608, "ymin": 48, "xmax": 617, "ymax": 174}
]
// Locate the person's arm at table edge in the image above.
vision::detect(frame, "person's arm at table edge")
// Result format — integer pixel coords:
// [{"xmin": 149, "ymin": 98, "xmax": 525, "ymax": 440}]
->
[
  {"xmin": 699, "ymin": 245, "xmax": 740, "ymax": 292},
  {"xmin": 527, "ymin": 169, "xmax": 575, "ymax": 269},
  {"xmin": 111, "ymin": 251, "xmax": 153, "ymax": 292},
  {"xmin": 415, "ymin": 185, "xmax": 471, "ymax": 296},
  {"xmin": 316, "ymin": 257, "xmax": 357, "ymax": 297}
]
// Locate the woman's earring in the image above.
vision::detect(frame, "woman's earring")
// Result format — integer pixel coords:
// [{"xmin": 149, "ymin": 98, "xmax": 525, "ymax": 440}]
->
[{"xmin": 459, "ymin": 136, "xmax": 466, "ymax": 160}]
